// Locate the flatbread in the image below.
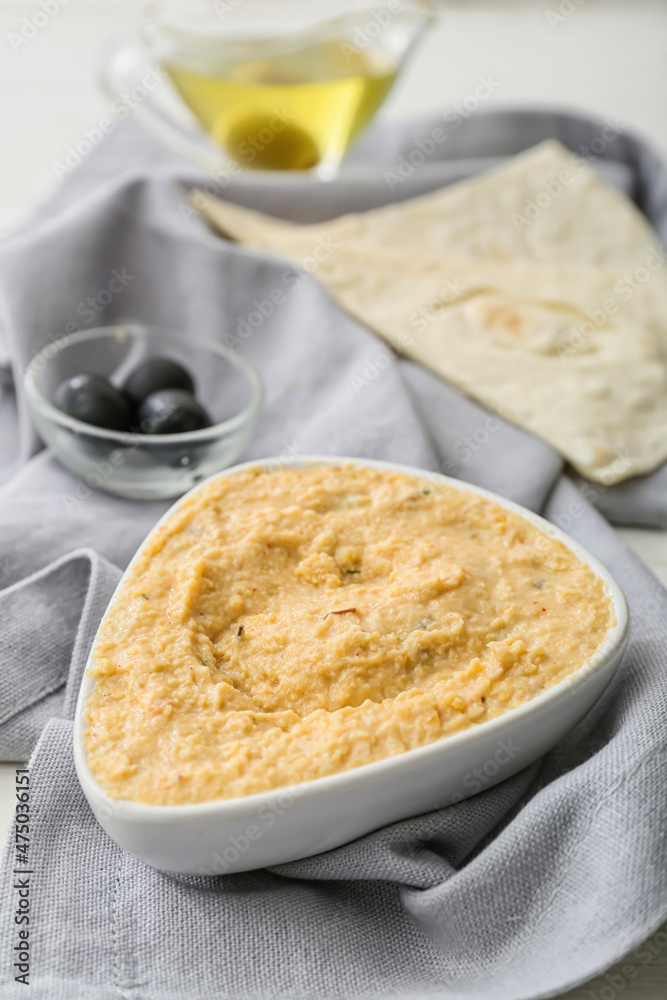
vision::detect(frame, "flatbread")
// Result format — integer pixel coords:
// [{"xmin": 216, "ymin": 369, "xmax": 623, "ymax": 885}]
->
[{"xmin": 197, "ymin": 141, "xmax": 667, "ymax": 483}]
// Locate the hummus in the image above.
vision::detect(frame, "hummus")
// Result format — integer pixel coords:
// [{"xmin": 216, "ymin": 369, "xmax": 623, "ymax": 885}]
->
[{"xmin": 85, "ymin": 465, "xmax": 614, "ymax": 805}]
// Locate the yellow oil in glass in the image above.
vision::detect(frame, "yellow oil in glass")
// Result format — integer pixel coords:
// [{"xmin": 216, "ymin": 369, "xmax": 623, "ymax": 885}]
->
[{"xmin": 165, "ymin": 43, "xmax": 397, "ymax": 171}]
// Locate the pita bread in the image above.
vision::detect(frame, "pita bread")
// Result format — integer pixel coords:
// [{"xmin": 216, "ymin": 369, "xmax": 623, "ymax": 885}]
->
[{"xmin": 197, "ymin": 141, "xmax": 667, "ymax": 484}]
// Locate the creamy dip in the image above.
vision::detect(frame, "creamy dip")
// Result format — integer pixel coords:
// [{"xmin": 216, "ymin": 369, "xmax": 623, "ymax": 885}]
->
[{"xmin": 85, "ymin": 465, "xmax": 614, "ymax": 805}]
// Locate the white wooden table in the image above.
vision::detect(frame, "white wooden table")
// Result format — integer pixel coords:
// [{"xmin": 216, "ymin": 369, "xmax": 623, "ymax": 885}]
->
[{"xmin": 1, "ymin": 2, "xmax": 665, "ymax": 995}]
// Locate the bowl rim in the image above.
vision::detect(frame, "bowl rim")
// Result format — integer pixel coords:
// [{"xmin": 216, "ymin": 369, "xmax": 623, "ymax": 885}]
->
[
  {"xmin": 74, "ymin": 454, "xmax": 630, "ymax": 823},
  {"xmin": 24, "ymin": 324, "xmax": 264, "ymax": 445},
  {"xmin": 143, "ymin": 0, "xmax": 437, "ymax": 36}
]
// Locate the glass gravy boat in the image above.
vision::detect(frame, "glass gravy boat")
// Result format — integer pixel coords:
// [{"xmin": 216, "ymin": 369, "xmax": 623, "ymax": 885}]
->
[{"xmin": 102, "ymin": 0, "xmax": 435, "ymax": 177}]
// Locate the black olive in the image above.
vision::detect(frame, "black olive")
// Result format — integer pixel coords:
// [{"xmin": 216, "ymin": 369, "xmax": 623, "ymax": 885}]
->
[
  {"xmin": 54, "ymin": 373, "xmax": 133, "ymax": 432},
  {"xmin": 122, "ymin": 356, "xmax": 195, "ymax": 404},
  {"xmin": 138, "ymin": 389, "xmax": 212, "ymax": 435}
]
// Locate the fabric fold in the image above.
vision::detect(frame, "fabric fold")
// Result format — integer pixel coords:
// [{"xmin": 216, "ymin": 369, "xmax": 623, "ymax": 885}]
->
[{"xmin": 0, "ymin": 550, "xmax": 121, "ymax": 760}]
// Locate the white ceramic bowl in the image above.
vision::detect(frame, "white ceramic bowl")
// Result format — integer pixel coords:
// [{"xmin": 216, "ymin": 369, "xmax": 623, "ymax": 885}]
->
[{"xmin": 74, "ymin": 456, "xmax": 630, "ymax": 875}]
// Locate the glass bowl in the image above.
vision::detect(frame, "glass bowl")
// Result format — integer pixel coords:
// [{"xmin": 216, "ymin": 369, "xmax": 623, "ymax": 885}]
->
[{"xmin": 24, "ymin": 325, "xmax": 263, "ymax": 500}]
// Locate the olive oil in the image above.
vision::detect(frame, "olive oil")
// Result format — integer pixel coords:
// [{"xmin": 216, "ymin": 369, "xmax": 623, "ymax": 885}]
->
[{"xmin": 165, "ymin": 44, "xmax": 397, "ymax": 171}]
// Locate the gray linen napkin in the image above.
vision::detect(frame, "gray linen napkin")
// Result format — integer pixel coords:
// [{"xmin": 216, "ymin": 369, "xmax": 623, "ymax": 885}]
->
[{"xmin": 0, "ymin": 109, "xmax": 665, "ymax": 1000}]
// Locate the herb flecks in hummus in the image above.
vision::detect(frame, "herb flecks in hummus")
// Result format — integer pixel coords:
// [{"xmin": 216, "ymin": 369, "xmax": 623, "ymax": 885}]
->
[{"xmin": 85, "ymin": 466, "xmax": 614, "ymax": 805}]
